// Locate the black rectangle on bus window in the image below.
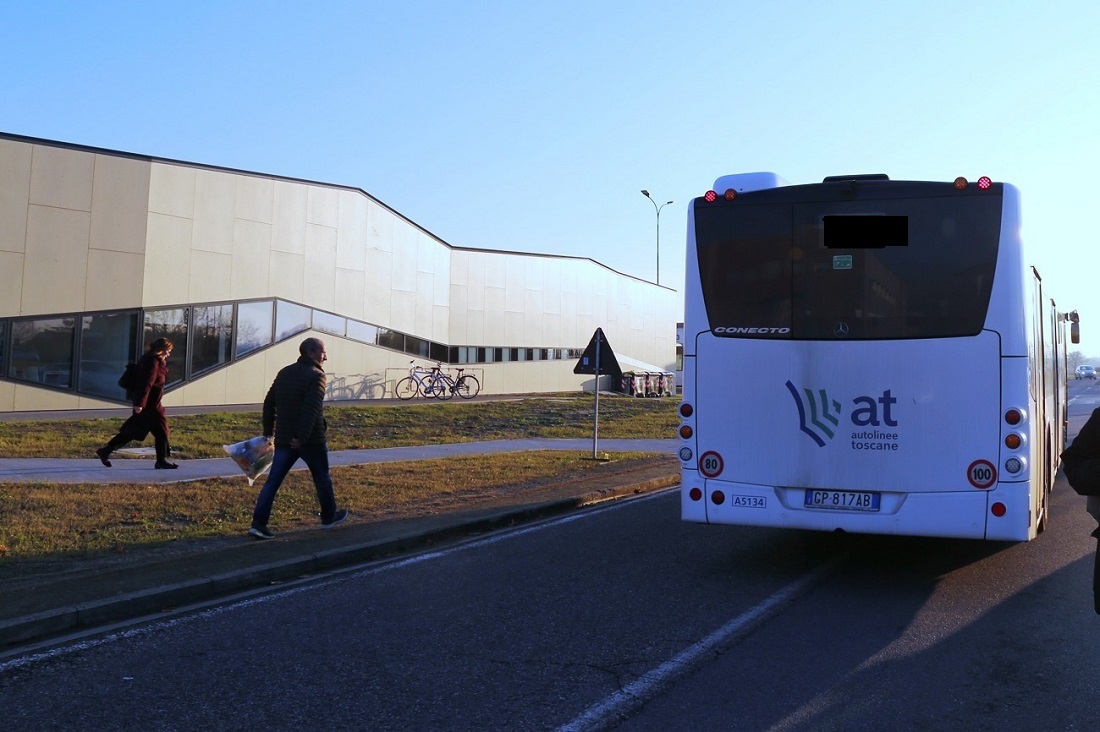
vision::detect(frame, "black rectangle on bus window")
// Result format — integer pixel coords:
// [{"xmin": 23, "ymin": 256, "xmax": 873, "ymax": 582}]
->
[{"xmin": 824, "ymin": 215, "xmax": 908, "ymax": 248}]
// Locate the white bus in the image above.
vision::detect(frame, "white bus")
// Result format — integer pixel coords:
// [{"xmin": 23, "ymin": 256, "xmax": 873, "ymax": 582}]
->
[{"xmin": 677, "ymin": 173, "xmax": 1079, "ymax": 541}]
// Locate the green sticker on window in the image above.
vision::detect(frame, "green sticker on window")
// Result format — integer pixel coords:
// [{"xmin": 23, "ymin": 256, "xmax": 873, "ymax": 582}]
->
[{"xmin": 833, "ymin": 255, "xmax": 853, "ymax": 270}]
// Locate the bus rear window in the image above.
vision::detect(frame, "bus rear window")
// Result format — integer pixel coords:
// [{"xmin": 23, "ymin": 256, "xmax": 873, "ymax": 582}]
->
[{"xmin": 694, "ymin": 190, "xmax": 1002, "ymax": 339}]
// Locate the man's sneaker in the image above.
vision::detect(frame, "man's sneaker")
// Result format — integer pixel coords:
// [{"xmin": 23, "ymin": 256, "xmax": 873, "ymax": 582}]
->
[
  {"xmin": 322, "ymin": 509, "xmax": 349, "ymax": 528},
  {"xmin": 249, "ymin": 525, "xmax": 275, "ymax": 540}
]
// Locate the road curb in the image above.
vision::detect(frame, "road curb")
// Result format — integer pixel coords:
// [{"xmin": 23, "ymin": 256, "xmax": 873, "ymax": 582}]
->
[{"xmin": 0, "ymin": 476, "xmax": 679, "ymax": 650}]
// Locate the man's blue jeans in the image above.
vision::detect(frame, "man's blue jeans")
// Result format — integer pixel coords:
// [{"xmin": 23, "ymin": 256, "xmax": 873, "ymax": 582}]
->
[{"xmin": 251, "ymin": 443, "xmax": 336, "ymax": 528}]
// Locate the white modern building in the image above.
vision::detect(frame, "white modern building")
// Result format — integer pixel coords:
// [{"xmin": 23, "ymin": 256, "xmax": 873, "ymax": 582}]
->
[{"xmin": 0, "ymin": 132, "xmax": 677, "ymax": 413}]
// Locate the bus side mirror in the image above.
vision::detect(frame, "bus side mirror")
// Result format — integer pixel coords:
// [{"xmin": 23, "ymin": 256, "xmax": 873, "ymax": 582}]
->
[{"xmin": 1071, "ymin": 322, "xmax": 1081, "ymax": 345}]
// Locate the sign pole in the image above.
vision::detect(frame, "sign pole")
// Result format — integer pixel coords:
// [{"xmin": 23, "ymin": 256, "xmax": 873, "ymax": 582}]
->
[{"xmin": 592, "ymin": 332, "xmax": 600, "ymax": 458}]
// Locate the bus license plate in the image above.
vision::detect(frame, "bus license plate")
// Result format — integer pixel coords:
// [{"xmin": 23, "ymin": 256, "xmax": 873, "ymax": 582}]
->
[{"xmin": 804, "ymin": 489, "xmax": 881, "ymax": 512}]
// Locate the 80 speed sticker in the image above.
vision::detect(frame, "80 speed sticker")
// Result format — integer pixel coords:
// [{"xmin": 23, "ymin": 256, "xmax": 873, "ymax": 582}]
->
[{"xmin": 699, "ymin": 451, "xmax": 724, "ymax": 478}]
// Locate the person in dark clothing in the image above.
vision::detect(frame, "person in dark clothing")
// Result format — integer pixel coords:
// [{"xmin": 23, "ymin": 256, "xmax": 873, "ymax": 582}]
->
[
  {"xmin": 249, "ymin": 337, "xmax": 348, "ymax": 540},
  {"xmin": 1060, "ymin": 406, "xmax": 1100, "ymax": 614},
  {"xmin": 96, "ymin": 337, "xmax": 178, "ymax": 470}
]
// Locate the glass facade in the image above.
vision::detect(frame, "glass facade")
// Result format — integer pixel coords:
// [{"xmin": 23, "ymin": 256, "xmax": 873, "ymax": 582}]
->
[
  {"xmin": 144, "ymin": 308, "xmax": 189, "ymax": 387},
  {"xmin": 0, "ymin": 296, "xmax": 588, "ymax": 402},
  {"xmin": 275, "ymin": 300, "xmax": 311, "ymax": 341},
  {"xmin": 80, "ymin": 311, "xmax": 139, "ymax": 400},
  {"xmin": 192, "ymin": 304, "xmax": 234, "ymax": 376},
  {"xmin": 8, "ymin": 317, "xmax": 76, "ymax": 388},
  {"xmin": 312, "ymin": 310, "xmax": 347, "ymax": 338},
  {"xmin": 236, "ymin": 300, "xmax": 274, "ymax": 358}
]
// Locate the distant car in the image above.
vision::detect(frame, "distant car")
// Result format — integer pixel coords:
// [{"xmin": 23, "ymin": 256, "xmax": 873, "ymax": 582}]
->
[{"xmin": 1076, "ymin": 365, "xmax": 1096, "ymax": 380}]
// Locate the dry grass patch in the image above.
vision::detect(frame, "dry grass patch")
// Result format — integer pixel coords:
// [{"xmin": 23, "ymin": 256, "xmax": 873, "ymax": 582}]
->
[
  {"xmin": 0, "ymin": 395, "xmax": 678, "ymax": 459},
  {"xmin": 0, "ymin": 451, "xmax": 672, "ymax": 561}
]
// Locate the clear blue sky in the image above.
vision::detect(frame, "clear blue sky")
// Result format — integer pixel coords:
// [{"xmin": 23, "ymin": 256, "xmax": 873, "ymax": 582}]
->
[{"xmin": 3, "ymin": 1, "xmax": 1098, "ymax": 353}]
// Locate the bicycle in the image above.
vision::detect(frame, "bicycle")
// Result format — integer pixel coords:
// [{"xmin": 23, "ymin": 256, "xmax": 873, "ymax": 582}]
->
[
  {"xmin": 450, "ymin": 367, "xmax": 481, "ymax": 399},
  {"xmin": 395, "ymin": 362, "xmax": 448, "ymax": 400},
  {"xmin": 429, "ymin": 364, "xmax": 481, "ymax": 400}
]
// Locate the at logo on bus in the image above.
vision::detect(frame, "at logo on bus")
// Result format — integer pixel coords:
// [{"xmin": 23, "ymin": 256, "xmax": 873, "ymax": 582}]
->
[{"xmin": 785, "ymin": 380, "xmax": 898, "ymax": 447}]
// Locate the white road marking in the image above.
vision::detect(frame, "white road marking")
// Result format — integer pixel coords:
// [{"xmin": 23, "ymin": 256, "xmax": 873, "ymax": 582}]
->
[{"xmin": 557, "ymin": 555, "xmax": 847, "ymax": 732}]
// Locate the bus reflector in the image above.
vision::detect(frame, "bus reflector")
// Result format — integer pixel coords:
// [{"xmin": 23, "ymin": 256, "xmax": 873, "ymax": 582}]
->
[
  {"xmin": 991, "ymin": 502, "xmax": 1007, "ymax": 517},
  {"xmin": 704, "ymin": 190, "xmax": 717, "ymax": 202},
  {"xmin": 954, "ymin": 177, "xmax": 968, "ymax": 190},
  {"xmin": 1005, "ymin": 433, "xmax": 1022, "ymax": 449},
  {"xmin": 1004, "ymin": 409, "xmax": 1023, "ymax": 425},
  {"xmin": 679, "ymin": 425, "xmax": 694, "ymax": 439},
  {"xmin": 711, "ymin": 490, "xmax": 725, "ymax": 505},
  {"xmin": 680, "ymin": 402, "xmax": 694, "ymax": 418},
  {"xmin": 689, "ymin": 487, "xmax": 703, "ymax": 501},
  {"xmin": 978, "ymin": 176, "xmax": 992, "ymax": 189}
]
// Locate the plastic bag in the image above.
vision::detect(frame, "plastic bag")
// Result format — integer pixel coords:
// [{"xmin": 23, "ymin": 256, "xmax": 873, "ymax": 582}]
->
[{"xmin": 223, "ymin": 435, "xmax": 275, "ymax": 486}]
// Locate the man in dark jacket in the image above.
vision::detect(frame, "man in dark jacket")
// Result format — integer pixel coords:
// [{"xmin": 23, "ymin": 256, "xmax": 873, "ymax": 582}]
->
[
  {"xmin": 249, "ymin": 337, "xmax": 348, "ymax": 540},
  {"xmin": 1060, "ymin": 406, "xmax": 1100, "ymax": 614}
]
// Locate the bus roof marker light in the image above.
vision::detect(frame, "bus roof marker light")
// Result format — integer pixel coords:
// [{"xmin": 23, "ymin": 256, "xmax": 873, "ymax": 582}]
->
[
  {"xmin": 724, "ymin": 189, "xmax": 736, "ymax": 200},
  {"xmin": 978, "ymin": 176, "xmax": 992, "ymax": 189},
  {"xmin": 954, "ymin": 177, "xmax": 968, "ymax": 190},
  {"xmin": 704, "ymin": 190, "xmax": 717, "ymax": 202}
]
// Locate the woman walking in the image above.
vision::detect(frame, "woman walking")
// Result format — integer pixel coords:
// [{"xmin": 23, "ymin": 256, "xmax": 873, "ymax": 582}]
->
[{"xmin": 96, "ymin": 337, "xmax": 178, "ymax": 469}]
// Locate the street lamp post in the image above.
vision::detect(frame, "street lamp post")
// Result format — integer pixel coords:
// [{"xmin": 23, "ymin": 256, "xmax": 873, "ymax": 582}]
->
[{"xmin": 641, "ymin": 190, "xmax": 673, "ymax": 285}]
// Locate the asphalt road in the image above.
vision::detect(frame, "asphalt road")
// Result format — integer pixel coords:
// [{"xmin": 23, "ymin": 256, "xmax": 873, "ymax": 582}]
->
[{"xmin": 2, "ymin": 384, "xmax": 1099, "ymax": 730}]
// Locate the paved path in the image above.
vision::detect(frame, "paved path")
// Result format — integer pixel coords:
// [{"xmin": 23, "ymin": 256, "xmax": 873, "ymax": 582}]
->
[{"xmin": 0, "ymin": 439, "xmax": 679, "ymax": 484}]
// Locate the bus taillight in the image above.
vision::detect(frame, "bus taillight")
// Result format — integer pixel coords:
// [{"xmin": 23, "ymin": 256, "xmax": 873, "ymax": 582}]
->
[
  {"xmin": 1004, "ymin": 408, "xmax": 1024, "ymax": 425},
  {"xmin": 679, "ymin": 402, "xmax": 694, "ymax": 418}
]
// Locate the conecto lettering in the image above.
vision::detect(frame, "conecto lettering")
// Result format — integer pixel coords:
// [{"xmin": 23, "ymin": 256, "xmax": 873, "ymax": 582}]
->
[{"xmin": 715, "ymin": 326, "xmax": 791, "ymax": 334}]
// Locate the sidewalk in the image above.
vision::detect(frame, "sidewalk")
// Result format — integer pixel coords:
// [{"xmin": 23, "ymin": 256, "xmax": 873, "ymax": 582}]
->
[{"xmin": 0, "ymin": 439, "xmax": 679, "ymax": 651}]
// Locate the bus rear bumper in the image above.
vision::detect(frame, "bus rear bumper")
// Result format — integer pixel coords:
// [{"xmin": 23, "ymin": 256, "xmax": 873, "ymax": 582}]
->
[{"xmin": 681, "ymin": 476, "xmax": 1012, "ymax": 541}]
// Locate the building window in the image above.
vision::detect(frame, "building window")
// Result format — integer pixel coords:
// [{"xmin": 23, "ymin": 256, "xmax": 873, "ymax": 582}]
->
[
  {"xmin": 144, "ymin": 308, "xmax": 188, "ymax": 387},
  {"xmin": 377, "ymin": 329, "xmax": 404, "ymax": 352},
  {"xmin": 9, "ymin": 317, "xmax": 76, "ymax": 388},
  {"xmin": 405, "ymin": 335, "xmax": 430, "ymax": 358},
  {"xmin": 192, "ymin": 304, "xmax": 234, "ymax": 376},
  {"xmin": 0, "ymin": 320, "xmax": 8, "ymax": 377},
  {"xmin": 275, "ymin": 300, "xmax": 311, "ymax": 341},
  {"xmin": 312, "ymin": 309, "xmax": 346, "ymax": 337},
  {"xmin": 80, "ymin": 311, "xmax": 139, "ymax": 400},
  {"xmin": 236, "ymin": 300, "xmax": 274, "ymax": 358},
  {"xmin": 429, "ymin": 342, "xmax": 448, "ymax": 363},
  {"xmin": 347, "ymin": 320, "xmax": 379, "ymax": 345}
]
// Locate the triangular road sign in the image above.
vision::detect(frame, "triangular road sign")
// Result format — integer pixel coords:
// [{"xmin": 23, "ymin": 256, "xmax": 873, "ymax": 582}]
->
[{"xmin": 573, "ymin": 328, "xmax": 620, "ymax": 375}]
